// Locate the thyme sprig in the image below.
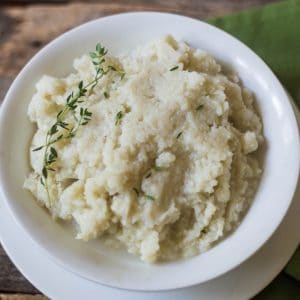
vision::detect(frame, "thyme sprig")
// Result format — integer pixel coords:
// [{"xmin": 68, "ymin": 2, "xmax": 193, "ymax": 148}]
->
[{"xmin": 33, "ymin": 42, "xmax": 123, "ymax": 206}]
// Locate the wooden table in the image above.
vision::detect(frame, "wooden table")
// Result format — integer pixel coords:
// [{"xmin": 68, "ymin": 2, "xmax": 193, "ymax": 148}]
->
[{"xmin": 0, "ymin": 1, "xmax": 279, "ymax": 299}]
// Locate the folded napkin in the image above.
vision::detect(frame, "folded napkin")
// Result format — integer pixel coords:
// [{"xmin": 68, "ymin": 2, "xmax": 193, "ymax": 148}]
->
[{"xmin": 207, "ymin": 0, "xmax": 300, "ymax": 298}]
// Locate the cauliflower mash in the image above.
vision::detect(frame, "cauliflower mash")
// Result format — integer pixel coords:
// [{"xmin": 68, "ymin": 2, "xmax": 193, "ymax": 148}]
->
[{"xmin": 24, "ymin": 36, "xmax": 263, "ymax": 263}]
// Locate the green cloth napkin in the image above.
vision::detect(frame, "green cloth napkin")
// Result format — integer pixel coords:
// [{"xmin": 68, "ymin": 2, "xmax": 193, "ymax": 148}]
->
[
  {"xmin": 208, "ymin": 0, "xmax": 300, "ymax": 106},
  {"xmin": 207, "ymin": 0, "xmax": 300, "ymax": 298}
]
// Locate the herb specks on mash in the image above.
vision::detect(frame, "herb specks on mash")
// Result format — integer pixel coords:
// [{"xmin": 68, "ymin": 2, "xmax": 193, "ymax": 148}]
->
[{"xmin": 24, "ymin": 35, "xmax": 263, "ymax": 263}]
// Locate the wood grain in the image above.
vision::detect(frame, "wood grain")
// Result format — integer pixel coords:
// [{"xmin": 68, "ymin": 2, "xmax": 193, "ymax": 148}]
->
[
  {"xmin": 0, "ymin": 248, "xmax": 39, "ymax": 294},
  {"xmin": 0, "ymin": 295, "xmax": 47, "ymax": 300},
  {"xmin": 0, "ymin": 0, "xmax": 278, "ymax": 102},
  {"xmin": 0, "ymin": 0, "xmax": 279, "ymax": 298}
]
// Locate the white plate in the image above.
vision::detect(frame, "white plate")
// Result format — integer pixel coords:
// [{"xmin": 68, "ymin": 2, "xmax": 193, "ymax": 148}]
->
[
  {"xmin": 0, "ymin": 12, "xmax": 299, "ymax": 291},
  {"xmin": 0, "ymin": 98, "xmax": 299, "ymax": 300}
]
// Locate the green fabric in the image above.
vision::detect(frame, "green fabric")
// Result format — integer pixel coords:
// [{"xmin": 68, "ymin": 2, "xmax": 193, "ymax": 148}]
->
[
  {"xmin": 285, "ymin": 248, "xmax": 300, "ymax": 281},
  {"xmin": 206, "ymin": 0, "xmax": 300, "ymax": 298},
  {"xmin": 208, "ymin": 0, "xmax": 300, "ymax": 107},
  {"xmin": 254, "ymin": 273, "xmax": 300, "ymax": 300}
]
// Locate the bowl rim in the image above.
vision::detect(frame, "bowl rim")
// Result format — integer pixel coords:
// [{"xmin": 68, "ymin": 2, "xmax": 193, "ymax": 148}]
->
[{"xmin": 0, "ymin": 11, "xmax": 299, "ymax": 291}]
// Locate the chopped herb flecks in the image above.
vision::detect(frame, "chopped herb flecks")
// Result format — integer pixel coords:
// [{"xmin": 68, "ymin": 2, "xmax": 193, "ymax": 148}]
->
[
  {"xmin": 176, "ymin": 131, "xmax": 183, "ymax": 139},
  {"xmin": 169, "ymin": 65, "xmax": 179, "ymax": 71},
  {"xmin": 115, "ymin": 111, "xmax": 124, "ymax": 126},
  {"xmin": 153, "ymin": 165, "xmax": 163, "ymax": 171},
  {"xmin": 144, "ymin": 194, "xmax": 155, "ymax": 201},
  {"xmin": 104, "ymin": 91, "xmax": 109, "ymax": 99}
]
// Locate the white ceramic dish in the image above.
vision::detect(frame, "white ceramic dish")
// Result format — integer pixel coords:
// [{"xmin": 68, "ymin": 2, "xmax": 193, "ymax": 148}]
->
[
  {"xmin": 0, "ymin": 12, "xmax": 299, "ymax": 291},
  {"xmin": 0, "ymin": 99, "xmax": 299, "ymax": 298}
]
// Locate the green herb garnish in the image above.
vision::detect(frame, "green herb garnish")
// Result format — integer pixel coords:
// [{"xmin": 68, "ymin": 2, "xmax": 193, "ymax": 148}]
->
[
  {"xmin": 153, "ymin": 165, "xmax": 163, "ymax": 171},
  {"xmin": 108, "ymin": 65, "xmax": 125, "ymax": 80},
  {"xmin": 33, "ymin": 42, "xmax": 122, "ymax": 207},
  {"xmin": 169, "ymin": 65, "xmax": 179, "ymax": 71},
  {"xmin": 176, "ymin": 131, "xmax": 183, "ymax": 139},
  {"xmin": 196, "ymin": 104, "xmax": 204, "ymax": 111},
  {"xmin": 115, "ymin": 111, "xmax": 124, "ymax": 126},
  {"xmin": 133, "ymin": 188, "xmax": 154, "ymax": 200},
  {"xmin": 108, "ymin": 65, "xmax": 117, "ymax": 71},
  {"xmin": 144, "ymin": 194, "xmax": 155, "ymax": 201},
  {"xmin": 104, "ymin": 91, "xmax": 109, "ymax": 99}
]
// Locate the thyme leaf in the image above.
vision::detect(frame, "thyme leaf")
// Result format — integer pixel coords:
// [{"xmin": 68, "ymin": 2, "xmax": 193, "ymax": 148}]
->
[
  {"xmin": 176, "ymin": 131, "xmax": 183, "ymax": 139},
  {"xmin": 115, "ymin": 111, "xmax": 124, "ymax": 126},
  {"xmin": 144, "ymin": 194, "xmax": 155, "ymax": 201},
  {"xmin": 169, "ymin": 65, "xmax": 179, "ymax": 71}
]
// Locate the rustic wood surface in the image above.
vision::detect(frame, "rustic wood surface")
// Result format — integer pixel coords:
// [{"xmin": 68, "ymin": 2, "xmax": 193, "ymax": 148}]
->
[{"xmin": 0, "ymin": 0, "xmax": 280, "ymax": 299}]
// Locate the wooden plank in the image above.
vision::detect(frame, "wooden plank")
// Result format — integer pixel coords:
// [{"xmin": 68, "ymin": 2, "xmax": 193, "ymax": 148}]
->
[
  {"xmin": 0, "ymin": 1, "xmax": 66, "ymax": 4},
  {"xmin": 0, "ymin": 294, "xmax": 47, "ymax": 300},
  {"xmin": 0, "ymin": 0, "xmax": 278, "ymax": 102},
  {"xmin": 0, "ymin": 0, "xmax": 279, "ymax": 297},
  {"xmin": 0, "ymin": 246, "xmax": 39, "ymax": 294},
  {"xmin": 0, "ymin": 0, "xmax": 279, "ymax": 5}
]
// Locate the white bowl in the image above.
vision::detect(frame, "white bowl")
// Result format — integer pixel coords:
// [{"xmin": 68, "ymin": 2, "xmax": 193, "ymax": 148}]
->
[{"xmin": 0, "ymin": 12, "xmax": 299, "ymax": 291}]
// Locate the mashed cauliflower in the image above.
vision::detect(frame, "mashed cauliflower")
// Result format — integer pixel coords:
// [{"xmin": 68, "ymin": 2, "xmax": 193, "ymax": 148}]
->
[{"xmin": 24, "ymin": 36, "xmax": 263, "ymax": 262}]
